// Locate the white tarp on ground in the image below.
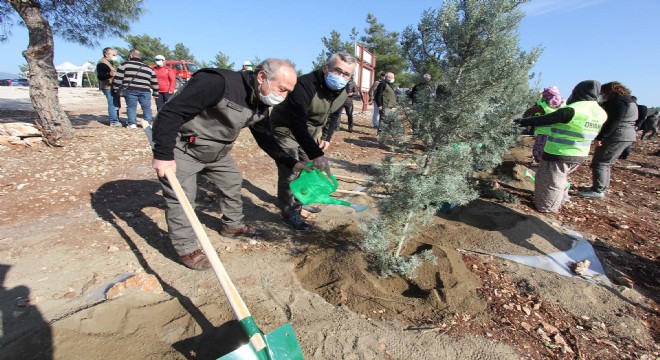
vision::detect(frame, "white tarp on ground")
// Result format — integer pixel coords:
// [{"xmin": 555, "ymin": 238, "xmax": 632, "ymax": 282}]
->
[{"xmin": 493, "ymin": 229, "xmax": 612, "ymax": 286}]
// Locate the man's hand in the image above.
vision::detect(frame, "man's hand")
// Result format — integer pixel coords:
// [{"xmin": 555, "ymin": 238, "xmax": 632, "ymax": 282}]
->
[
  {"xmin": 318, "ymin": 140, "xmax": 330, "ymax": 151},
  {"xmin": 292, "ymin": 161, "xmax": 311, "ymax": 173},
  {"xmin": 594, "ymin": 140, "xmax": 602, "ymax": 147},
  {"xmin": 311, "ymin": 156, "xmax": 330, "ymax": 174},
  {"xmin": 152, "ymin": 159, "xmax": 176, "ymax": 178}
]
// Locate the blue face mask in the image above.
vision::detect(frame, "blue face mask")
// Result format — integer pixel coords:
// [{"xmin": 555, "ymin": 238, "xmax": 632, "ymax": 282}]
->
[{"xmin": 325, "ymin": 73, "xmax": 348, "ymax": 90}]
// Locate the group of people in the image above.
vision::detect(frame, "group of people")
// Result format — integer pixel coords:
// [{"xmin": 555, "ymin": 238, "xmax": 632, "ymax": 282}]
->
[
  {"xmin": 142, "ymin": 52, "xmax": 358, "ymax": 270},
  {"xmin": 516, "ymin": 80, "xmax": 654, "ymax": 213},
  {"xmin": 98, "ymin": 46, "xmax": 655, "ymax": 269},
  {"xmin": 96, "ymin": 47, "xmax": 176, "ymax": 129}
]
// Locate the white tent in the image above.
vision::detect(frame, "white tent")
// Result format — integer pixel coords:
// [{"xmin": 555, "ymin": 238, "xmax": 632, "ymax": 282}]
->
[{"xmin": 55, "ymin": 61, "xmax": 96, "ymax": 87}]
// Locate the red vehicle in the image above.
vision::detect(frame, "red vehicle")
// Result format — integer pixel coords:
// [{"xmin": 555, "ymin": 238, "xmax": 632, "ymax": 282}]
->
[{"xmin": 154, "ymin": 60, "xmax": 199, "ymax": 89}]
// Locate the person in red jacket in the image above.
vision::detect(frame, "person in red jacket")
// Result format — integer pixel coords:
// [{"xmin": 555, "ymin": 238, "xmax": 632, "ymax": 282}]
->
[{"xmin": 153, "ymin": 55, "xmax": 176, "ymax": 111}]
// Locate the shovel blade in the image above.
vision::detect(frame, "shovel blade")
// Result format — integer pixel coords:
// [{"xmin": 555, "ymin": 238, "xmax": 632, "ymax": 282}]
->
[{"xmin": 218, "ymin": 323, "xmax": 303, "ymax": 360}]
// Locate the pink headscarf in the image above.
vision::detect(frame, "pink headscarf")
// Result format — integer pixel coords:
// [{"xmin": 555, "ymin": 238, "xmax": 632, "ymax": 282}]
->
[{"xmin": 542, "ymin": 86, "xmax": 563, "ymax": 108}]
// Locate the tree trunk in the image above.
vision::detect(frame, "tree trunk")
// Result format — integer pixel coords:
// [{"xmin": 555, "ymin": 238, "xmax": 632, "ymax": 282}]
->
[{"xmin": 10, "ymin": 0, "xmax": 74, "ymax": 144}]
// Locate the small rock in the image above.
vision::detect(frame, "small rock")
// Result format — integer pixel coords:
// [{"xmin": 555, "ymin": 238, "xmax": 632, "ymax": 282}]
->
[
  {"xmin": 542, "ymin": 321, "xmax": 560, "ymax": 334},
  {"xmin": 248, "ymin": 239, "xmax": 258, "ymax": 245},
  {"xmin": 572, "ymin": 259, "xmax": 591, "ymax": 276},
  {"xmin": 618, "ymin": 224, "xmax": 629, "ymax": 229},
  {"xmin": 522, "ymin": 307, "xmax": 531, "ymax": 316},
  {"xmin": 553, "ymin": 333, "xmax": 567, "ymax": 345},
  {"xmin": 107, "ymin": 245, "xmax": 119, "ymax": 252},
  {"xmin": 64, "ymin": 291, "xmax": 76, "ymax": 299},
  {"xmin": 520, "ymin": 322, "xmax": 532, "ymax": 331}
]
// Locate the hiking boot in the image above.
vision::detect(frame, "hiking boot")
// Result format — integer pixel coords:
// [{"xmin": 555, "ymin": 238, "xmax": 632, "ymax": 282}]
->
[
  {"xmin": 281, "ymin": 214, "xmax": 311, "ymax": 231},
  {"xmin": 179, "ymin": 249, "xmax": 211, "ymax": 271},
  {"xmin": 220, "ymin": 225, "xmax": 264, "ymax": 239},
  {"xmin": 302, "ymin": 205, "xmax": 322, "ymax": 214},
  {"xmin": 578, "ymin": 190, "xmax": 605, "ymax": 199},
  {"xmin": 109, "ymin": 121, "xmax": 122, "ymax": 127}
]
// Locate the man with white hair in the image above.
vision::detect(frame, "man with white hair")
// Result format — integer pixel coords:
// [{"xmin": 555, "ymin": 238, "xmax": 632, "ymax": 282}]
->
[{"xmin": 151, "ymin": 58, "xmax": 306, "ymax": 270}]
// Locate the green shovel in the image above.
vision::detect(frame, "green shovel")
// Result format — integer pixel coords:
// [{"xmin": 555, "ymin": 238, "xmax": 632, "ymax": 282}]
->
[
  {"xmin": 164, "ymin": 168, "xmax": 304, "ymax": 360},
  {"xmin": 143, "ymin": 121, "xmax": 303, "ymax": 359}
]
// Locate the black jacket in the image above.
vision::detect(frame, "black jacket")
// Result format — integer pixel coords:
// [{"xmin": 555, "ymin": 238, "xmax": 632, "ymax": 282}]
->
[
  {"xmin": 597, "ymin": 95, "xmax": 637, "ymax": 141},
  {"xmin": 152, "ymin": 69, "xmax": 297, "ymax": 168}
]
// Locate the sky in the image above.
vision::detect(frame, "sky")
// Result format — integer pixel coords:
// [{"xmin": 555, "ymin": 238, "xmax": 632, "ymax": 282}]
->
[{"xmin": 1, "ymin": 0, "xmax": 659, "ymax": 106}]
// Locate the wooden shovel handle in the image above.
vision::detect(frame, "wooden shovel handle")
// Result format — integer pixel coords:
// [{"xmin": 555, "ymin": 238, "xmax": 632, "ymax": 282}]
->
[{"xmin": 164, "ymin": 168, "xmax": 250, "ymax": 320}]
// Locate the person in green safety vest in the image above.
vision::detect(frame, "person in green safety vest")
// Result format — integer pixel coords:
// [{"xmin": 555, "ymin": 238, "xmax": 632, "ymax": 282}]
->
[
  {"xmin": 514, "ymin": 80, "xmax": 608, "ymax": 213},
  {"xmin": 522, "ymin": 86, "xmax": 565, "ymax": 163}
]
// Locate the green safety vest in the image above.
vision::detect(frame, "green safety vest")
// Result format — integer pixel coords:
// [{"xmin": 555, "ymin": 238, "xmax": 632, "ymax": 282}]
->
[
  {"xmin": 534, "ymin": 98, "xmax": 560, "ymax": 136},
  {"xmin": 543, "ymin": 101, "xmax": 607, "ymax": 157}
]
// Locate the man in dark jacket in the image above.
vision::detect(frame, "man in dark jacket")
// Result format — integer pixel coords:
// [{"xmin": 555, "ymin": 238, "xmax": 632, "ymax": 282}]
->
[
  {"xmin": 409, "ymin": 73, "xmax": 432, "ymax": 104},
  {"xmin": 269, "ymin": 52, "xmax": 358, "ymax": 231},
  {"xmin": 579, "ymin": 81, "xmax": 637, "ymax": 199},
  {"xmin": 375, "ymin": 72, "xmax": 396, "ymax": 131},
  {"xmin": 96, "ymin": 47, "xmax": 121, "ymax": 127},
  {"xmin": 151, "ymin": 58, "xmax": 304, "ymax": 270},
  {"xmin": 368, "ymin": 72, "xmax": 385, "ymax": 129}
]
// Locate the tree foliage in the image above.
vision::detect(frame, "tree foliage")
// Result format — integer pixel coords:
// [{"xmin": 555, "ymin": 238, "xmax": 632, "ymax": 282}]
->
[
  {"xmin": 362, "ymin": 0, "xmax": 541, "ymax": 279},
  {"xmin": 360, "ymin": 13, "xmax": 407, "ymax": 76},
  {"xmin": 0, "ymin": 0, "xmax": 144, "ymax": 142},
  {"xmin": 210, "ymin": 50, "xmax": 234, "ymax": 69},
  {"xmin": 172, "ymin": 43, "xmax": 196, "ymax": 62},
  {"xmin": 312, "ymin": 28, "xmax": 358, "ymax": 70},
  {"xmin": 116, "ymin": 33, "xmax": 172, "ymax": 64}
]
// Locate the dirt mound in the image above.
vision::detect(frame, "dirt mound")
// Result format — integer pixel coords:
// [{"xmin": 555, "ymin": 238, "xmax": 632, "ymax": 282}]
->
[{"xmin": 294, "ymin": 224, "xmax": 486, "ymax": 324}]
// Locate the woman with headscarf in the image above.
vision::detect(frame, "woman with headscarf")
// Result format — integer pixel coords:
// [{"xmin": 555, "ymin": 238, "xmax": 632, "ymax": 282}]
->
[
  {"xmin": 522, "ymin": 86, "xmax": 564, "ymax": 163},
  {"xmin": 515, "ymin": 80, "xmax": 608, "ymax": 212}
]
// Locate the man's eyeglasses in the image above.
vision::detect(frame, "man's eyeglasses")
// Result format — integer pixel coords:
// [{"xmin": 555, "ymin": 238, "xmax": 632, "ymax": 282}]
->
[{"xmin": 330, "ymin": 67, "xmax": 352, "ymax": 79}]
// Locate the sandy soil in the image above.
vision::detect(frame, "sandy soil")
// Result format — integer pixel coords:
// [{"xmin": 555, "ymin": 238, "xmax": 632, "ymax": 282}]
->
[{"xmin": 0, "ymin": 86, "xmax": 657, "ymax": 359}]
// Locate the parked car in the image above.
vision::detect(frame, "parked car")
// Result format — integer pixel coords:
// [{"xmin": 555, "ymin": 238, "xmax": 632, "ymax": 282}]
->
[
  {"xmin": 11, "ymin": 78, "xmax": 29, "ymax": 86},
  {"xmin": 152, "ymin": 60, "xmax": 199, "ymax": 90}
]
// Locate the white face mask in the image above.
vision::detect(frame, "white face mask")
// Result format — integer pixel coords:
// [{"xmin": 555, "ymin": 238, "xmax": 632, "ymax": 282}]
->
[
  {"xmin": 109, "ymin": 55, "xmax": 118, "ymax": 62},
  {"xmin": 259, "ymin": 78, "xmax": 284, "ymax": 106},
  {"xmin": 155, "ymin": 60, "xmax": 164, "ymax": 66},
  {"xmin": 387, "ymin": 79, "xmax": 395, "ymax": 84}
]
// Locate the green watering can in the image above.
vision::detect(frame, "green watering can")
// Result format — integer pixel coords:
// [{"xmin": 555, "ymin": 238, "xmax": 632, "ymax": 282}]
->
[{"xmin": 290, "ymin": 164, "xmax": 368, "ymax": 212}]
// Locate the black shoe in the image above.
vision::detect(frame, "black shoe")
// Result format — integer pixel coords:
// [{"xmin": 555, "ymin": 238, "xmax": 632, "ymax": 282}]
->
[
  {"xmin": 302, "ymin": 205, "xmax": 322, "ymax": 213},
  {"xmin": 281, "ymin": 215, "xmax": 311, "ymax": 231},
  {"xmin": 348, "ymin": 126, "xmax": 353, "ymax": 133}
]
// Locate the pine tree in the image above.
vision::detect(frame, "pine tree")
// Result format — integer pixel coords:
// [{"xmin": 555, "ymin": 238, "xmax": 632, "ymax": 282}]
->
[
  {"xmin": 362, "ymin": 0, "xmax": 540, "ymax": 279},
  {"xmin": 116, "ymin": 34, "xmax": 173, "ymax": 64},
  {"xmin": 210, "ymin": 51, "xmax": 234, "ymax": 70}
]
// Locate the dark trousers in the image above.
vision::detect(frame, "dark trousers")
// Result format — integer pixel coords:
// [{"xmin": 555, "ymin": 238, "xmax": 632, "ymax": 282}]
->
[
  {"xmin": 156, "ymin": 92, "xmax": 172, "ymax": 112},
  {"xmin": 160, "ymin": 145, "xmax": 244, "ymax": 256},
  {"xmin": 590, "ymin": 140, "xmax": 634, "ymax": 193},
  {"xmin": 325, "ymin": 102, "xmax": 354, "ymax": 141},
  {"xmin": 275, "ymin": 136, "xmax": 310, "ymax": 218}
]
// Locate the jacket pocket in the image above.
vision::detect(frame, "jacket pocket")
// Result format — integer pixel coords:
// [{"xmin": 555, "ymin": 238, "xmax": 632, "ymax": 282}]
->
[{"xmin": 176, "ymin": 137, "xmax": 233, "ymax": 163}]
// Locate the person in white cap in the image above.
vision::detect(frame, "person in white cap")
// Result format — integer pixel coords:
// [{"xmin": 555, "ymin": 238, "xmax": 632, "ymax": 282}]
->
[
  {"xmin": 153, "ymin": 55, "xmax": 176, "ymax": 111},
  {"xmin": 241, "ymin": 60, "xmax": 254, "ymax": 72}
]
